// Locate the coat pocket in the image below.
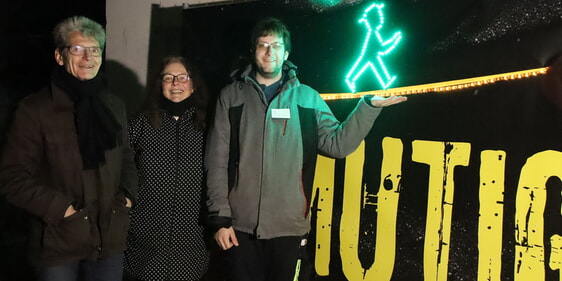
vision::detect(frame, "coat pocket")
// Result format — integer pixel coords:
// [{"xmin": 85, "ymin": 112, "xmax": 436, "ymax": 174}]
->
[
  {"xmin": 104, "ymin": 199, "xmax": 131, "ymax": 251},
  {"xmin": 44, "ymin": 131, "xmax": 81, "ymax": 170},
  {"xmin": 42, "ymin": 209, "xmax": 91, "ymax": 256}
]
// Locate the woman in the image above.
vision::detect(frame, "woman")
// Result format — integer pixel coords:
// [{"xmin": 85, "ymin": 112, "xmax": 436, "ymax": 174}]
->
[
  {"xmin": 0, "ymin": 16, "xmax": 137, "ymax": 281},
  {"xmin": 124, "ymin": 56, "xmax": 210, "ymax": 280}
]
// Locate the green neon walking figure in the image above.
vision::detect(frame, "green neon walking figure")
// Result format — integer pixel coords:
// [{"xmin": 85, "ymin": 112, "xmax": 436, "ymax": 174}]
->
[{"xmin": 345, "ymin": 3, "xmax": 402, "ymax": 92}]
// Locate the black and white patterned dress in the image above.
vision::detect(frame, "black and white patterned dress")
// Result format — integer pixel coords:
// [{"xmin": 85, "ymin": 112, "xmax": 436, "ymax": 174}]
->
[{"xmin": 124, "ymin": 106, "xmax": 209, "ymax": 280}]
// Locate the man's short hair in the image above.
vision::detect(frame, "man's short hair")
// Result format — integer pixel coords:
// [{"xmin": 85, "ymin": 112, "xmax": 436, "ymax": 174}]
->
[
  {"xmin": 250, "ymin": 17, "xmax": 291, "ymax": 53},
  {"xmin": 53, "ymin": 16, "xmax": 105, "ymax": 51}
]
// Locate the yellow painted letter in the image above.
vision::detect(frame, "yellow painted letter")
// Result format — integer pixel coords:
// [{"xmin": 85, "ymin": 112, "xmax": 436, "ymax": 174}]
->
[
  {"xmin": 312, "ymin": 154, "xmax": 336, "ymax": 276},
  {"xmin": 412, "ymin": 140, "xmax": 471, "ymax": 281},
  {"xmin": 478, "ymin": 150, "xmax": 506, "ymax": 281},
  {"xmin": 340, "ymin": 137, "xmax": 403, "ymax": 280},
  {"xmin": 515, "ymin": 150, "xmax": 562, "ymax": 280}
]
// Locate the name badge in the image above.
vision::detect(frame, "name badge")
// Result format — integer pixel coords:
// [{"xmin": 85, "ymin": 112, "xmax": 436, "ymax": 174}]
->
[{"xmin": 272, "ymin": 108, "xmax": 291, "ymax": 119}]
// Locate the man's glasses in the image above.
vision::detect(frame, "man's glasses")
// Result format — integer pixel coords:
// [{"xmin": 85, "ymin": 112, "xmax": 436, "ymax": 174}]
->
[
  {"xmin": 256, "ymin": 42, "xmax": 284, "ymax": 51},
  {"xmin": 161, "ymin": 74, "xmax": 191, "ymax": 84},
  {"xmin": 66, "ymin": 45, "xmax": 102, "ymax": 57}
]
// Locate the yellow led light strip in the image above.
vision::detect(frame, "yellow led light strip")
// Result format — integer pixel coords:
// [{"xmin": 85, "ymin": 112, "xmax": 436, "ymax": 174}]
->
[{"xmin": 321, "ymin": 67, "xmax": 549, "ymax": 100}]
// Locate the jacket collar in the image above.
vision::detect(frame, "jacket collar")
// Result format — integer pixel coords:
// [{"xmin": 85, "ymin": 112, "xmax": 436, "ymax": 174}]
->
[{"xmin": 49, "ymin": 80, "xmax": 75, "ymax": 111}]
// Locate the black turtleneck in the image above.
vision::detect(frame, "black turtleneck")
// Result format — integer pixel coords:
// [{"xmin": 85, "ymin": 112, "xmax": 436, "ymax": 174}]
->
[{"xmin": 160, "ymin": 95, "xmax": 195, "ymax": 117}]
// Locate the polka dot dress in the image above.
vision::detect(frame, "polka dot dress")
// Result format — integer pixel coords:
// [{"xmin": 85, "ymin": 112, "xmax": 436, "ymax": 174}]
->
[{"xmin": 124, "ymin": 106, "xmax": 209, "ymax": 281}]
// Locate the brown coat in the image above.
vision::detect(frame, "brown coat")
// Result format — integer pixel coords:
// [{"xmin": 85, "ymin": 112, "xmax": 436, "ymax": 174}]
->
[{"xmin": 0, "ymin": 82, "xmax": 138, "ymax": 266}]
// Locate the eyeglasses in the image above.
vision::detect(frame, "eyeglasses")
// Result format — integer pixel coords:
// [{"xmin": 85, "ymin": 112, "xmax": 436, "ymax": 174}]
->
[
  {"xmin": 161, "ymin": 74, "xmax": 191, "ymax": 84},
  {"xmin": 256, "ymin": 42, "xmax": 284, "ymax": 51},
  {"xmin": 66, "ymin": 45, "xmax": 102, "ymax": 57}
]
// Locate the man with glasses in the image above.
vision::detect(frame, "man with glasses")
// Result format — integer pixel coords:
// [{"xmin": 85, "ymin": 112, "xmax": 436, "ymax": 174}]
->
[
  {"xmin": 0, "ymin": 16, "xmax": 137, "ymax": 281},
  {"xmin": 206, "ymin": 17, "xmax": 406, "ymax": 281}
]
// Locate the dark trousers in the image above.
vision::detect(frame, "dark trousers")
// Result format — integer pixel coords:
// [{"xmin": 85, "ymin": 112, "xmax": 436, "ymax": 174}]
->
[
  {"xmin": 37, "ymin": 253, "xmax": 124, "ymax": 281},
  {"xmin": 226, "ymin": 231, "xmax": 306, "ymax": 281}
]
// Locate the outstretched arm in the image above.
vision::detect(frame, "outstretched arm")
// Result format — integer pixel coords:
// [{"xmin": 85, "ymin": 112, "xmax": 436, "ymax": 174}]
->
[{"xmin": 315, "ymin": 93, "xmax": 407, "ymax": 159}]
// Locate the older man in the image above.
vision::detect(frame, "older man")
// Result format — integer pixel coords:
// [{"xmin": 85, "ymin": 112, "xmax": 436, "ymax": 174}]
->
[{"xmin": 0, "ymin": 16, "xmax": 137, "ymax": 281}]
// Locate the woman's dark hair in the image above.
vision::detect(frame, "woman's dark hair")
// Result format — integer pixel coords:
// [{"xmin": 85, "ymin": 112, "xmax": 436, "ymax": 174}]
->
[{"xmin": 143, "ymin": 56, "xmax": 208, "ymax": 130}]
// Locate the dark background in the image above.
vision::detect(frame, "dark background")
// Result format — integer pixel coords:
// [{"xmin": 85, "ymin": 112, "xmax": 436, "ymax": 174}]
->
[
  {"xmin": 181, "ymin": 0, "xmax": 562, "ymax": 93},
  {"xmin": 0, "ymin": 0, "xmax": 106, "ymax": 95}
]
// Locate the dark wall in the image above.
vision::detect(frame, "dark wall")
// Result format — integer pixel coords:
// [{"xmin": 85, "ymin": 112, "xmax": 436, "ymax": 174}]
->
[
  {"xmin": 0, "ymin": 0, "xmax": 106, "ymax": 96},
  {"xmin": 181, "ymin": 0, "xmax": 562, "ymax": 94}
]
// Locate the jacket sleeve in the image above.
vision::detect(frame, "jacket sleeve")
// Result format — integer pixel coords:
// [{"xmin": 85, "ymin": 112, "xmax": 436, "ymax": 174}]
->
[
  {"xmin": 0, "ymin": 102, "xmax": 73, "ymax": 224},
  {"xmin": 205, "ymin": 88, "xmax": 233, "ymax": 231},
  {"xmin": 117, "ymin": 108, "xmax": 138, "ymax": 206},
  {"xmin": 316, "ymin": 95, "xmax": 382, "ymax": 158}
]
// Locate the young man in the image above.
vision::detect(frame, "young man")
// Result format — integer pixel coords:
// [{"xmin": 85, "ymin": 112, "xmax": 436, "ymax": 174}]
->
[{"xmin": 206, "ymin": 17, "xmax": 406, "ymax": 281}]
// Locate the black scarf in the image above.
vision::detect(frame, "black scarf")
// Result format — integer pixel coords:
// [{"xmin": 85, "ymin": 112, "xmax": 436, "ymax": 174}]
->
[
  {"xmin": 160, "ymin": 95, "xmax": 194, "ymax": 117},
  {"xmin": 53, "ymin": 66, "xmax": 121, "ymax": 170}
]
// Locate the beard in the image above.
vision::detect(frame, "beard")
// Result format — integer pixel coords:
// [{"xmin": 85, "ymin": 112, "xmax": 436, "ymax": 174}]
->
[{"xmin": 256, "ymin": 61, "xmax": 283, "ymax": 80}]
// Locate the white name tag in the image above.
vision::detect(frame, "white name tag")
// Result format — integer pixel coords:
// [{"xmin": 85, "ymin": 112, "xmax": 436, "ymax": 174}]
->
[{"xmin": 271, "ymin": 108, "xmax": 291, "ymax": 119}]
